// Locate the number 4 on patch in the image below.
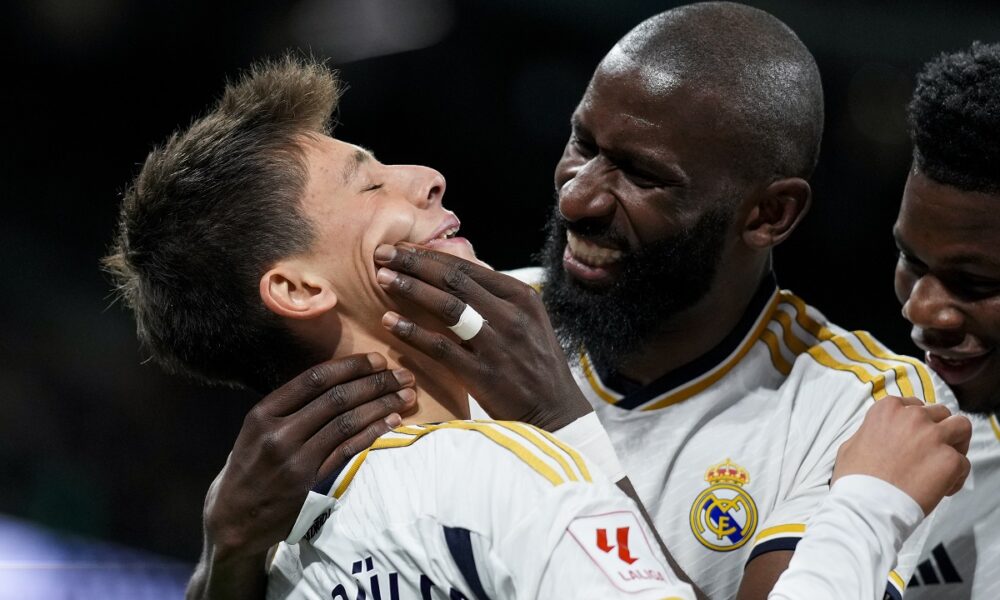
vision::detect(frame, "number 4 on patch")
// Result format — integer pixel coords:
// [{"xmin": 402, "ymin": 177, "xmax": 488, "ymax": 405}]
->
[
  {"xmin": 568, "ymin": 511, "xmax": 675, "ymax": 593},
  {"xmin": 596, "ymin": 526, "xmax": 638, "ymax": 564}
]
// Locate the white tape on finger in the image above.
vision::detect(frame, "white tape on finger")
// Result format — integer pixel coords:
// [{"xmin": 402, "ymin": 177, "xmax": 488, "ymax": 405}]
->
[{"xmin": 448, "ymin": 304, "xmax": 485, "ymax": 341}]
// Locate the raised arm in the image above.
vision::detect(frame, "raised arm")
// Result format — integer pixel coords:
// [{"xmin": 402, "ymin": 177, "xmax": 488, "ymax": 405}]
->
[{"xmin": 740, "ymin": 396, "xmax": 970, "ymax": 600}]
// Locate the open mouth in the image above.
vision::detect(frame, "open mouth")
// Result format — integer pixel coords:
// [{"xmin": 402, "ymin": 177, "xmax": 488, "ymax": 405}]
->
[
  {"xmin": 565, "ymin": 231, "xmax": 623, "ymax": 267},
  {"xmin": 418, "ymin": 217, "xmax": 476, "ymax": 257},
  {"xmin": 924, "ymin": 349, "xmax": 994, "ymax": 387},
  {"xmin": 428, "ymin": 225, "xmax": 459, "ymax": 242},
  {"xmin": 418, "ymin": 215, "xmax": 462, "ymax": 245},
  {"xmin": 562, "ymin": 231, "xmax": 625, "ymax": 284}
]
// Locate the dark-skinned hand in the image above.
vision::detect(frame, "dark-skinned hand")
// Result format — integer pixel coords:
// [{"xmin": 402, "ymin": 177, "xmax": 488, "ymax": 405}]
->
[
  {"xmin": 373, "ymin": 242, "xmax": 592, "ymax": 432},
  {"xmin": 188, "ymin": 353, "xmax": 415, "ymax": 600}
]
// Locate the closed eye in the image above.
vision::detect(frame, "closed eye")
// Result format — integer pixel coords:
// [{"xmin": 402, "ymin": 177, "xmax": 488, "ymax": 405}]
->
[
  {"xmin": 571, "ymin": 134, "xmax": 596, "ymax": 157},
  {"xmin": 363, "ymin": 183, "xmax": 384, "ymax": 192}
]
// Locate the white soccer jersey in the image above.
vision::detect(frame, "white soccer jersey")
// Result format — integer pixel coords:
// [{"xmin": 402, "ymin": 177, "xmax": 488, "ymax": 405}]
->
[
  {"xmin": 508, "ymin": 267, "xmax": 957, "ymax": 600},
  {"xmin": 905, "ymin": 412, "xmax": 1000, "ymax": 599},
  {"xmin": 266, "ymin": 420, "xmax": 695, "ymax": 600}
]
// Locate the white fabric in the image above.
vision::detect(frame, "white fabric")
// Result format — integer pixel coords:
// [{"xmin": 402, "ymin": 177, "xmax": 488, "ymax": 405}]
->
[
  {"xmin": 506, "ymin": 266, "xmax": 960, "ymax": 600},
  {"xmin": 552, "ymin": 411, "xmax": 626, "ymax": 482},
  {"xmin": 467, "ymin": 395, "xmax": 489, "ymax": 419},
  {"xmin": 267, "ymin": 420, "xmax": 694, "ymax": 600},
  {"xmin": 448, "ymin": 304, "xmax": 485, "ymax": 341},
  {"xmin": 905, "ymin": 412, "xmax": 1000, "ymax": 599},
  {"xmin": 769, "ymin": 475, "xmax": 924, "ymax": 600},
  {"xmin": 285, "ymin": 491, "xmax": 337, "ymax": 544}
]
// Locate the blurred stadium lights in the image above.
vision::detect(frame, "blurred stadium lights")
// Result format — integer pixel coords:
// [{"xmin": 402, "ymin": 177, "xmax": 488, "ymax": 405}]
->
[
  {"xmin": 0, "ymin": 515, "xmax": 189, "ymax": 599},
  {"xmin": 30, "ymin": 0, "xmax": 126, "ymax": 52},
  {"xmin": 288, "ymin": 0, "xmax": 455, "ymax": 63}
]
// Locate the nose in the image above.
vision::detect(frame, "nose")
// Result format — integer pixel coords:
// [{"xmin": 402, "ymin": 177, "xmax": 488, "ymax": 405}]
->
[
  {"xmin": 394, "ymin": 165, "xmax": 446, "ymax": 208},
  {"xmin": 901, "ymin": 274, "xmax": 964, "ymax": 332},
  {"xmin": 557, "ymin": 156, "xmax": 616, "ymax": 225}
]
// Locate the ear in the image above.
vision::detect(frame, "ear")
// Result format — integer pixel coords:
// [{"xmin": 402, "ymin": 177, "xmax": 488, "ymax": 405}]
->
[
  {"xmin": 741, "ymin": 177, "xmax": 812, "ymax": 249},
  {"xmin": 259, "ymin": 261, "xmax": 338, "ymax": 320}
]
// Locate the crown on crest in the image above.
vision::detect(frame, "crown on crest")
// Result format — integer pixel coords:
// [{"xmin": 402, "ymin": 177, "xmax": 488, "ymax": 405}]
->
[{"xmin": 704, "ymin": 459, "xmax": 750, "ymax": 486}]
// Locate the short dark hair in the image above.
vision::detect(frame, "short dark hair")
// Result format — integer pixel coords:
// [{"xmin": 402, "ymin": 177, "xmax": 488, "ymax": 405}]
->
[
  {"xmin": 617, "ymin": 2, "xmax": 824, "ymax": 181},
  {"xmin": 104, "ymin": 56, "xmax": 342, "ymax": 392},
  {"xmin": 908, "ymin": 41, "xmax": 1000, "ymax": 195}
]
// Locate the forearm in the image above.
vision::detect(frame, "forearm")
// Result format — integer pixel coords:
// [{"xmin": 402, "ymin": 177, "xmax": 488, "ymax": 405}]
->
[
  {"xmin": 186, "ymin": 543, "xmax": 268, "ymax": 600},
  {"xmin": 767, "ymin": 475, "xmax": 923, "ymax": 600}
]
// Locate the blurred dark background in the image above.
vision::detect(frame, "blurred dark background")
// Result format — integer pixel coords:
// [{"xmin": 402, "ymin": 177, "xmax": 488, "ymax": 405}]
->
[{"xmin": 2, "ymin": 0, "xmax": 998, "ymax": 565}]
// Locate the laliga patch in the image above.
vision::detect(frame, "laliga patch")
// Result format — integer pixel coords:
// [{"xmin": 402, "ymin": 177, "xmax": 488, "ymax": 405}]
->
[{"xmin": 568, "ymin": 511, "xmax": 671, "ymax": 593}]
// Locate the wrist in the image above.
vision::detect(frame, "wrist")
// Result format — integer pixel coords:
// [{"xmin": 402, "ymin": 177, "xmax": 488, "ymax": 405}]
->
[
  {"xmin": 529, "ymin": 390, "xmax": 593, "ymax": 431},
  {"xmin": 208, "ymin": 545, "xmax": 269, "ymax": 596},
  {"xmin": 204, "ymin": 523, "xmax": 270, "ymax": 563}
]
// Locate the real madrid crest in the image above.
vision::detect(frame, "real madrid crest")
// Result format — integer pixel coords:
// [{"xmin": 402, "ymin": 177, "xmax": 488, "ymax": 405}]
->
[{"xmin": 689, "ymin": 458, "xmax": 757, "ymax": 552}]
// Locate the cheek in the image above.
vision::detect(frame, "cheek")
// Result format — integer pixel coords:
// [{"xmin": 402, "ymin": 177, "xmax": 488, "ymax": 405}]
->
[
  {"xmin": 369, "ymin": 205, "xmax": 417, "ymax": 245},
  {"xmin": 976, "ymin": 297, "xmax": 1000, "ymax": 341}
]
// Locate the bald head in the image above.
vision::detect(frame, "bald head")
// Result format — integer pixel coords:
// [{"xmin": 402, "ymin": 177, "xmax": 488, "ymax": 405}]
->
[{"xmin": 612, "ymin": 2, "xmax": 824, "ymax": 181}]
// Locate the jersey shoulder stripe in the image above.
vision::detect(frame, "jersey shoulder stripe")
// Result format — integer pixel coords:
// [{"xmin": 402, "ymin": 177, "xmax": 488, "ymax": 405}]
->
[
  {"xmin": 775, "ymin": 292, "xmax": 936, "ymax": 404},
  {"xmin": 327, "ymin": 420, "xmax": 593, "ymax": 498}
]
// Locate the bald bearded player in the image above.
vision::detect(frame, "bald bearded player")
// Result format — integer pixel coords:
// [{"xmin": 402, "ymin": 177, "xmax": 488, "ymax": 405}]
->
[
  {"xmin": 370, "ymin": 4, "xmax": 968, "ymax": 599},
  {"xmin": 177, "ymin": 4, "xmax": 971, "ymax": 600}
]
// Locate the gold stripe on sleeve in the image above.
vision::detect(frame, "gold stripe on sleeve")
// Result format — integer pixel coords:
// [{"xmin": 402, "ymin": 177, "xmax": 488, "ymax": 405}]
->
[
  {"xmin": 494, "ymin": 421, "xmax": 580, "ymax": 482},
  {"xmin": 782, "ymin": 292, "xmax": 834, "ymax": 341},
  {"xmin": 830, "ymin": 334, "xmax": 916, "ymax": 398},
  {"xmin": 532, "ymin": 426, "xmax": 593, "ymax": 482},
  {"xmin": 426, "ymin": 422, "xmax": 565, "ymax": 486},
  {"xmin": 855, "ymin": 331, "xmax": 936, "ymax": 404},
  {"xmin": 753, "ymin": 523, "xmax": 806, "ymax": 544},
  {"xmin": 774, "ymin": 308, "xmax": 812, "ymax": 354},
  {"xmin": 888, "ymin": 570, "xmax": 905, "ymax": 590},
  {"xmin": 760, "ymin": 326, "xmax": 792, "ymax": 375},
  {"xmin": 806, "ymin": 345, "xmax": 889, "ymax": 400}
]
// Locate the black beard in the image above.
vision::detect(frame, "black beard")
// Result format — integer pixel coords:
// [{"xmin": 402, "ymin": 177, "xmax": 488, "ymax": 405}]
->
[{"xmin": 538, "ymin": 206, "xmax": 730, "ymax": 372}]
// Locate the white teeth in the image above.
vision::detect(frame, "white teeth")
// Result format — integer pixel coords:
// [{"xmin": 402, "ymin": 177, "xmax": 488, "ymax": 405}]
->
[
  {"xmin": 436, "ymin": 226, "xmax": 459, "ymax": 240},
  {"xmin": 566, "ymin": 231, "xmax": 622, "ymax": 267}
]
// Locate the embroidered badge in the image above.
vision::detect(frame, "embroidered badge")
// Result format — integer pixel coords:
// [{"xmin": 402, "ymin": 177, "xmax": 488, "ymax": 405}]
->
[{"xmin": 689, "ymin": 458, "xmax": 758, "ymax": 552}]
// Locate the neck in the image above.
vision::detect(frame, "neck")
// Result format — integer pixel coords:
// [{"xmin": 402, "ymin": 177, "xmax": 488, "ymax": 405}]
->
[
  {"xmin": 616, "ymin": 259, "xmax": 771, "ymax": 385},
  {"xmin": 300, "ymin": 311, "xmax": 470, "ymax": 425}
]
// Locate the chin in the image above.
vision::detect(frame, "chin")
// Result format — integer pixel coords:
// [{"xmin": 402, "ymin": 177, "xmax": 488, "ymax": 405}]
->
[{"xmin": 952, "ymin": 383, "xmax": 1000, "ymax": 415}]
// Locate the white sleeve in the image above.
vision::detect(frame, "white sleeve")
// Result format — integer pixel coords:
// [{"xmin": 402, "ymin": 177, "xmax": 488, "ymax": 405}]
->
[
  {"xmin": 551, "ymin": 412, "xmax": 626, "ymax": 482},
  {"xmin": 490, "ymin": 481, "xmax": 695, "ymax": 600},
  {"xmin": 768, "ymin": 475, "xmax": 924, "ymax": 600}
]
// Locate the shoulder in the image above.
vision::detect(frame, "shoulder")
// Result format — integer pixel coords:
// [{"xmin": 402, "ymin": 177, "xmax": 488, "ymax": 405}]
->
[
  {"xmin": 406, "ymin": 420, "xmax": 597, "ymax": 488},
  {"xmin": 500, "ymin": 266, "xmax": 544, "ymax": 291},
  {"xmin": 772, "ymin": 290, "xmax": 948, "ymax": 407},
  {"xmin": 332, "ymin": 420, "xmax": 598, "ymax": 500}
]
